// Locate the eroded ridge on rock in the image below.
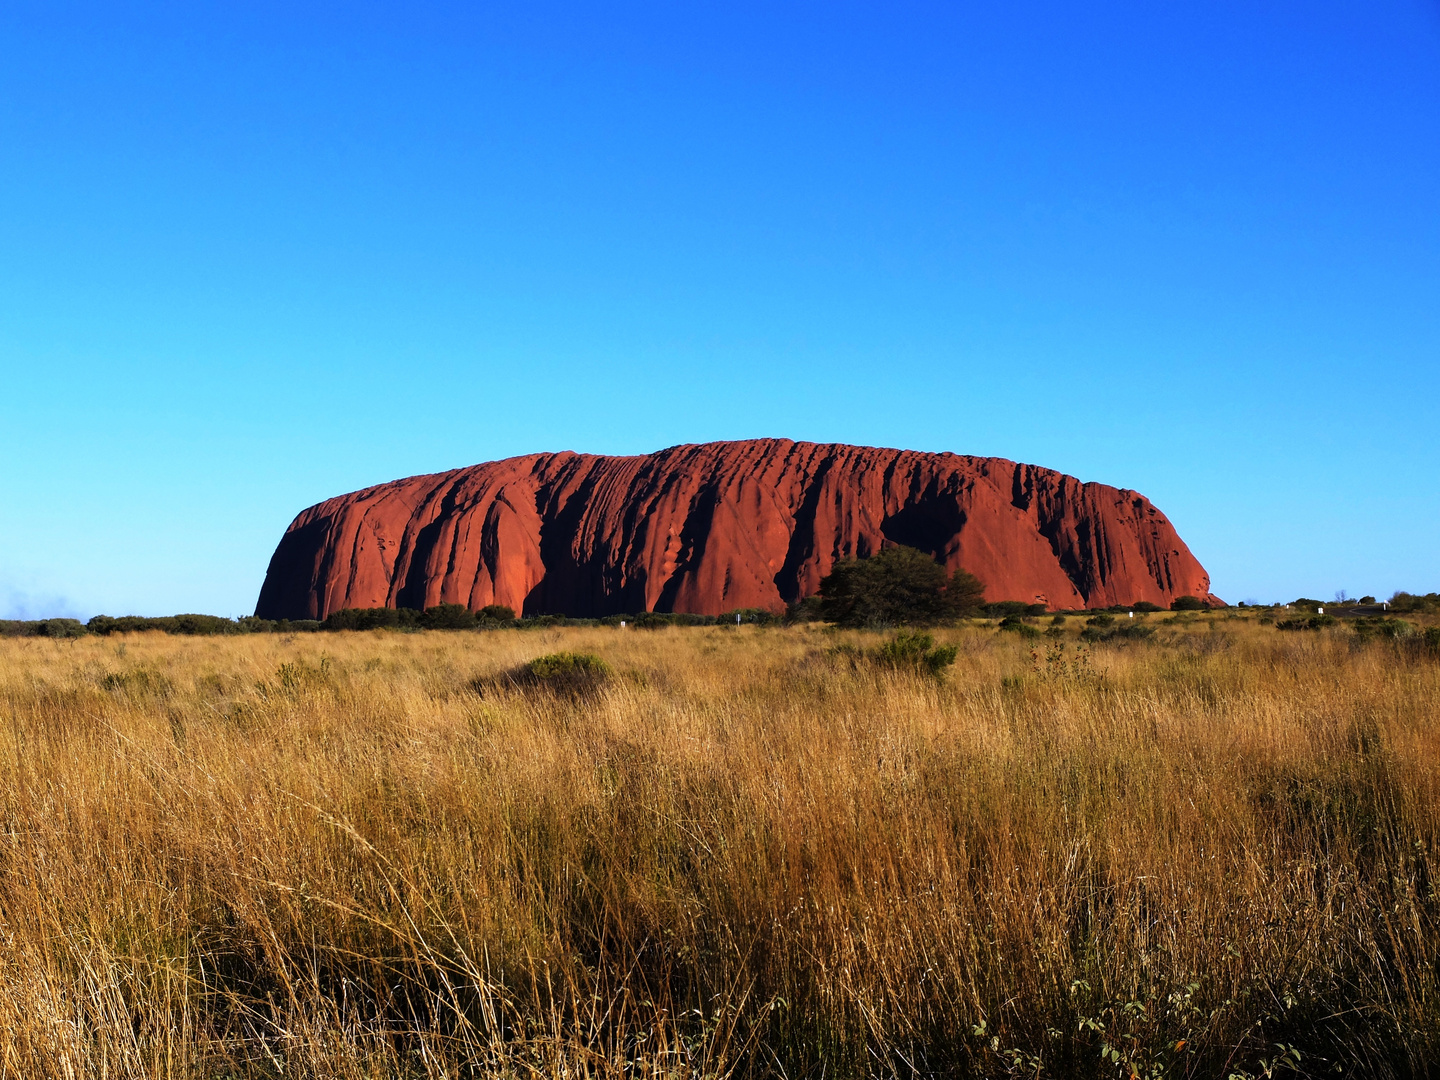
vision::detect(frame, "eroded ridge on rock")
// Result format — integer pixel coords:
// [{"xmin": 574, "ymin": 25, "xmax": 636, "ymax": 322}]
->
[{"xmin": 255, "ymin": 439, "xmax": 1221, "ymax": 619}]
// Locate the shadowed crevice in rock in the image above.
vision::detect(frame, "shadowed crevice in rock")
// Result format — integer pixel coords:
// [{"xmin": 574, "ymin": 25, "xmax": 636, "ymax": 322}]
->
[
  {"xmin": 254, "ymin": 439, "xmax": 1222, "ymax": 619},
  {"xmin": 774, "ymin": 455, "xmax": 834, "ymax": 604},
  {"xmin": 880, "ymin": 480, "xmax": 966, "ymax": 560}
]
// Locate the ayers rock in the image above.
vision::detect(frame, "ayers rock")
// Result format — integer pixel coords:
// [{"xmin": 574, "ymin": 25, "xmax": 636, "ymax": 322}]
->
[{"xmin": 256, "ymin": 439, "xmax": 1222, "ymax": 620}]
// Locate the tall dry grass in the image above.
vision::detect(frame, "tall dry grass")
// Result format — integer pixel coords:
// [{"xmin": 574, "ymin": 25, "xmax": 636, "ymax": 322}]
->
[{"xmin": 0, "ymin": 617, "xmax": 1435, "ymax": 1078}]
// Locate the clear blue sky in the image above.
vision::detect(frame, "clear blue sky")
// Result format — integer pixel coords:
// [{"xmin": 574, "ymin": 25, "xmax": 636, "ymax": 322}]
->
[{"xmin": 2, "ymin": 1, "xmax": 1437, "ymax": 617}]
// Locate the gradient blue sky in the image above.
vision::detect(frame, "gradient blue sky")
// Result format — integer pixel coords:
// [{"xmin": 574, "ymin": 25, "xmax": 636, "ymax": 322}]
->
[{"xmin": 2, "ymin": 1, "xmax": 1437, "ymax": 617}]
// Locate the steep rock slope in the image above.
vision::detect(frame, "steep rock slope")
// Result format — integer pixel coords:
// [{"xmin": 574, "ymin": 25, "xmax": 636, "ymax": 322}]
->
[{"xmin": 256, "ymin": 440, "xmax": 1221, "ymax": 619}]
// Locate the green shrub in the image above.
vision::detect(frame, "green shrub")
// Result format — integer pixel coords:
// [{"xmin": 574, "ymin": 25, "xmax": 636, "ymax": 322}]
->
[
  {"xmin": 29, "ymin": 618, "xmax": 87, "ymax": 638},
  {"xmin": 946, "ymin": 568, "xmax": 986, "ymax": 617},
  {"xmin": 421, "ymin": 603, "xmax": 476, "ymax": 630},
  {"xmin": 998, "ymin": 615, "xmax": 1041, "ymax": 638},
  {"xmin": 1276, "ymin": 615, "xmax": 1335, "ymax": 631},
  {"xmin": 871, "ymin": 630, "xmax": 958, "ymax": 677},
  {"xmin": 171, "ymin": 614, "xmax": 240, "ymax": 635},
  {"xmin": 719, "ymin": 608, "xmax": 780, "ymax": 626},
  {"xmin": 1387, "ymin": 591, "xmax": 1440, "ymax": 613},
  {"xmin": 628, "ymin": 612, "xmax": 712, "ymax": 630},
  {"xmin": 1115, "ymin": 622, "xmax": 1155, "ymax": 640},
  {"xmin": 88, "ymin": 614, "xmax": 241, "ymax": 635},
  {"xmin": 785, "ymin": 596, "xmax": 825, "ymax": 624},
  {"xmin": 1086, "ymin": 614, "xmax": 1115, "ymax": 629},
  {"xmin": 519, "ymin": 615, "xmax": 569, "ymax": 630},
  {"xmin": 1353, "ymin": 617, "xmax": 1414, "ymax": 642},
  {"xmin": 321, "ymin": 607, "xmax": 421, "ymax": 632},
  {"xmin": 984, "ymin": 601, "xmax": 1048, "ymax": 618},
  {"xmin": 516, "ymin": 652, "xmax": 613, "ymax": 694},
  {"xmin": 1131, "ymin": 601, "xmax": 1163, "ymax": 613},
  {"xmin": 88, "ymin": 615, "xmax": 153, "ymax": 634},
  {"xmin": 477, "ymin": 604, "xmax": 516, "ymax": 624},
  {"xmin": 819, "ymin": 546, "xmax": 955, "ymax": 627},
  {"xmin": 277, "ymin": 620, "xmax": 322, "ymax": 633},
  {"xmin": 1170, "ymin": 596, "xmax": 1206, "ymax": 611},
  {"xmin": 1082, "ymin": 622, "xmax": 1155, "ymax": 643}
]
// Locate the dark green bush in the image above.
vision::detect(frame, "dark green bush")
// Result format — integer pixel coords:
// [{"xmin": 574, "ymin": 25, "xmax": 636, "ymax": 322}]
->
[
  {"xmin": 998, "ymin": 615, "xmax": 1041, "ymax": 638},
  {"xmin": 0, "ymin": 619, "xmax": 73, "ymax": 638},
  {"xmin": 719, "ymin": 608, "xmax": 780, "ymax": 626},
  {"xmin": 89, "ymin": 614, "xmax": 313, "ymax": 636},
  {"xmin": 477, "ymin": 604, "xmax": 516, "ymax": 624},
  {"xmin": 1276, "ymin": 615, "xmax": 1336, "ymax": 631},
  {"xmin": 88, "ymin": 615, "xmax": 154, "ymax": 634},
  {"xmin": 1389, "ymin": 591, "xmax": 1440, "ymax": 613},
  {"xmin": 629, "ymin": 612, "xmax": 713, "ymax": 630},
  {"xmin": 871, "ymin": 631, "xmax": 957, "ymax": 677},
  {"xmin": 275, "ymin": 620, "xmax": 322, "ymax": 633},
  {"xmin": 421, "ymin": 603, "xmax": 476, "ymax": 630},
  {"xmin": 785, "ymin": 597, "xmax": 825, "ymax": 624},
  {"xmin": 515, "ymin": 652, "xmax": 613, "ymax": 695},
  {"xmin": 32, "ymin": 618, "xmax": 88, "ymax": 638},
  {"xmin": 1353, "ymin": 617, "xmax": 1413, "ymax": 642},
  {"xmin": 170, "ymin": 614, "xmax": 240, "ymax": 635},
  {"xmin": 1131, "ymin": 601, "xmax": 1163, "ymax": 613},
  {"xmin": 1170, "ymin": 596, "xmax": 1207, "ymax": 611},
  {"xmin": 984, "ymin": 601, "xmax": 1048, "ymax": 618},
  {"xmin": 517, "ymin": 615, "xmax": 602, "ymax": 629},
  {"xmin": 321, "ymin": 607, "xmax": 421, "ymax": 632},
  {"xmin": 1086, "ymin": 614, "xmax": 1115, "ymax": 629},
  {"xmin": 1082, "ymin": 621, "xmax": 1155, "ymax": 643},
  {"xmin": 946, "ymin": 568, "xmax": 986, "ymax": 617},
  {"xmin": 819, "ymin": 546, "xmax": 980, "ymax": 628}
]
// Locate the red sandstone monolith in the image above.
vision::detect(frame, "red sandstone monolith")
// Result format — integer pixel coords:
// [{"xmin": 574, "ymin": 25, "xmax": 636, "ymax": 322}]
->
[{"xmin": 255, "ymin": 439, "xmax": 1222, "ymax": 619}]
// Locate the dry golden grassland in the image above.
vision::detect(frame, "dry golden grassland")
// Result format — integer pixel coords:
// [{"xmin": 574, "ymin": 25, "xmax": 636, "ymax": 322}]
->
[{"xmin": 0, "ymin": 615, "xmax": 1436, "ymax": 1079}]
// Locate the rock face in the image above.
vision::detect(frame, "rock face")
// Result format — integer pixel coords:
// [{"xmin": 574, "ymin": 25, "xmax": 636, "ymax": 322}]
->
[{"xmin": 255, "ymin": 440, "xmax": 1222, "ymax": 619}]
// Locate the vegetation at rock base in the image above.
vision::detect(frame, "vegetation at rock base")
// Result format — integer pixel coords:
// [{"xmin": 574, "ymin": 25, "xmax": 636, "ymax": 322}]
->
[
  {"xmin": 1169, "ymin": 594, "xmax": 1207, "ymax": 611},
  {"xmin": 0, "ymin": 611, "xmax": 1435, "ymax": 1077},
  {"xmin": 8, "ymin": 586, "xmax": 1431, "ymax": 642},
  {"xmin": 817, "ymin": 544, "xmax": 986, "ymax": 627}
]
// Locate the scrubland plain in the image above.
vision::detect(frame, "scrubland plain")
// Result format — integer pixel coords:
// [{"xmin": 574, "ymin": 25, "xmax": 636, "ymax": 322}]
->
[{"xmin": 0, "ymin": 616, "xmax": 1436, "ymax": 1078}]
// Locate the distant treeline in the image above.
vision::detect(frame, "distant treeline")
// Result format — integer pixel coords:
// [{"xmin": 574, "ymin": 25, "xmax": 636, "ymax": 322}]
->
[
  {"xmin": 3, "ymin": 586, "xmax": 1434, "ymax": 640},
  {"xmin": 0, "ymin": 601, "xmax": 1139, "ymax": 638},
  {"xmin": 0, "ymin": 604, "xmax": 783, "ymax": 638}
]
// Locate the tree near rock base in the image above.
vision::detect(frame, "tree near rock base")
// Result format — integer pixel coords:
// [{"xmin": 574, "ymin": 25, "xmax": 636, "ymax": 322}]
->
[{"xmin": 817, "ymin": 545, "xmax": 986, "ymax": 627}]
